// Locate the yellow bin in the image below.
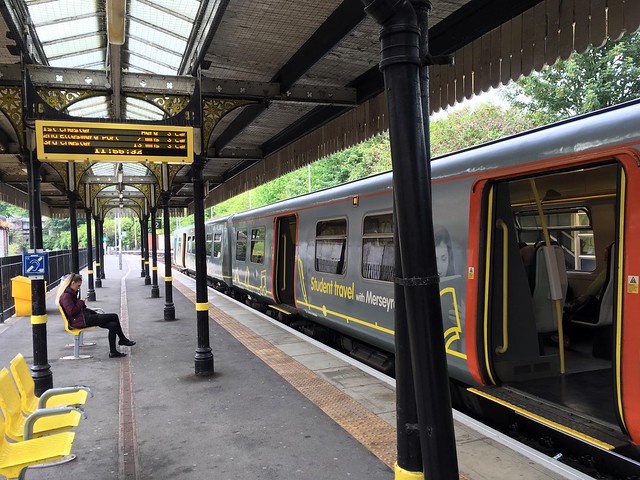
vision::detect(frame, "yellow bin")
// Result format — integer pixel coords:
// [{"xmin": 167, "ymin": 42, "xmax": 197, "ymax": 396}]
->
[{"xmin": 11, "ymin": 276, "xmax": 32, "ymax": 316}]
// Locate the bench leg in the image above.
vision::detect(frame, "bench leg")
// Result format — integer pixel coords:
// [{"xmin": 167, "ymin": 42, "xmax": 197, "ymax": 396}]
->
[
  {"xmin": 61, "ymin": 335, "xmax": 92, "ymax": 360},
  {"xmin": 20, "ymin": 455, "xmax": 78, "ymax": 477},
  {"xmin": 65, "ymin": 331, "xmax": 97, "ymax": 349}
]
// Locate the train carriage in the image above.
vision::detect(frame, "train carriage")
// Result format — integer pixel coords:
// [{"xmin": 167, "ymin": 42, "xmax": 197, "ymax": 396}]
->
[{"xmin": 174, "ymin": 100, "xmax": 640, "ymax": 452}]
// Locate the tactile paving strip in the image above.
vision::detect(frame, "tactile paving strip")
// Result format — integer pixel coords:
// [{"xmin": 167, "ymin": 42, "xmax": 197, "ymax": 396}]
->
[{"xmin": 174, "ymin": 282, "xmax": 397, "ymax": 469}]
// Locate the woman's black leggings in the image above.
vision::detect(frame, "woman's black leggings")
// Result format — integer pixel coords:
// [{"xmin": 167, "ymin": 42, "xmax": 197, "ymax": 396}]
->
[{"xmin": 84, "ymin": 312, "xmax": 127, "ymax": 353}]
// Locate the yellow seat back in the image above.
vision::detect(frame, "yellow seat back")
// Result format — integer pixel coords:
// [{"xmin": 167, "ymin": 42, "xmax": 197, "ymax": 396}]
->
[
  {"xmin": 8, "ymin": 354, "xmax": 38, "ymax": 415},
  {"xmin": 0, "ymin": 368, "xmax": 30, "ymax": 440},
  {"xmin": 10, "ymin": 354, "xmax": 90, "ymax": 413},
  {"xmin": 0, "ymin": 368, "xmax": 82, "ymax": 441},
  {"xmin": 59, "ymin": 305, "xmax": 79, "ymax": 336}
]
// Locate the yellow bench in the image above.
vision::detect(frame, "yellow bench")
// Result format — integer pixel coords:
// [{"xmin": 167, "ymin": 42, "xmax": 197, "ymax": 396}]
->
[
  {"xmin": 0, "ymin": 369, "xmax": 84, "ymax": 442},
  {"xmin": 10, "ymin": 353, "xmax": 92, "ymax": 415},
  {"xmin": 59, "ymin": 305, "xmax": 97, "ymax": 359},
  {"xmin": 0, "ymin": 411, "xmax": 75, "ymax": 480}
]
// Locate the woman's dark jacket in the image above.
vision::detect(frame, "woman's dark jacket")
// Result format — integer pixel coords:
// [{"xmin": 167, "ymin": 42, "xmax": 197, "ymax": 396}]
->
[{"xmin": 59, "ymin": 286, "xmax": 86, "ymax": 328}]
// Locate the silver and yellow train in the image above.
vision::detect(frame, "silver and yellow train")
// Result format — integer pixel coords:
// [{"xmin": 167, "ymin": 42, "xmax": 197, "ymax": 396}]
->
[{"xmin": 174, "ymin": 100, "xmax": 640, "ymax": 455}]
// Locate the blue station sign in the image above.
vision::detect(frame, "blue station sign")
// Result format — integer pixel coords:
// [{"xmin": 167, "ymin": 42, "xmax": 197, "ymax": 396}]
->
[{"xmin": 22, "ymin": 251, "xmax": 49, "ymax": 277}]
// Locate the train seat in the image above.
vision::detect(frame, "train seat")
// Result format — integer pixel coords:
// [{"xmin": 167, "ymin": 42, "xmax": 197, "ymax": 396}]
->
[
  {"xmin": 571, "ymin": 243, "xmax": 615, "ymax": 328},
  {"xmin": 532, "ymin": 244, "xmax": 568, "ymax": 334}
]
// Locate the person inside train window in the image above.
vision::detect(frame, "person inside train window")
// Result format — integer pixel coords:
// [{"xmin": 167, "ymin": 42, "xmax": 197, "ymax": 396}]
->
[
  {"xmin": 435, "ymin": 224, "xmax": 455, "ymax": 278},
  {"xmin": 569, "ymin": 243, "xmax": 612, "ymax": 322},
  {"xmin": 56, "ymin": 273, "xmax": 136, "ymax": 358}
]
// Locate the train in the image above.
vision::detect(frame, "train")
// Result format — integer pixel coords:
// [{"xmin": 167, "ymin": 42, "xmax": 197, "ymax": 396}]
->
[{"xmin": 173, "ymin": 100, "xmax": 640, "ymax": 458}]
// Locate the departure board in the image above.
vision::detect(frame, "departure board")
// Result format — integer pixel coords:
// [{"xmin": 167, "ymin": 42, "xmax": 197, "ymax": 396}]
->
[{"xmin": 35, "ymin": 120, "xmax": 194, "ymax": 163}]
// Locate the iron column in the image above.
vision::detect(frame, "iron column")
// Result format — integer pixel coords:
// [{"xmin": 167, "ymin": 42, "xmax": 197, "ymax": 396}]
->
[
  {"xmin": 68, "ymin": 191, "xmax": 80, "ymax": 275},
  {"xmin": 94, "ymin": 214, "xmax": 102, "ymax": 287},
  {"xmin": 85, "ymin": 208, "xmax": 96, "ymax": 301},
  {"xmin": 161, "ymin": 192, "xmax": 175, "ymax": 320},
  {"xmin": 26, "ymin": 153, "xmax": 53, "ymax": 395},
  {"xmin": 361, "ymin": 0, "xmax": 459, "ymax": 478},
  {"xmin": 150, "ymin": 207, "xmax": 159, "ymax": 298},
  {"xmin": 143, "ymin": 214, "xmax": 151, "ymax": 285},
  {"xmin": 192, "ymin": 157, "xmax": 214, "ymax": 375}
]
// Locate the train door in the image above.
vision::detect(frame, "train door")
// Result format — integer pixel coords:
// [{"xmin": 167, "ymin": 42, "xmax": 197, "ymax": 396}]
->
[
  {"xmin": 480, "ymin": 161, "xmax": 627, "ymax": 429},
  {"xmin": 178, "ymin": 232, "xmax": 186, "ymax": 267},
  {"xmin": 274, "ymin": 215, "xmax": 297, "ymax": 305}
]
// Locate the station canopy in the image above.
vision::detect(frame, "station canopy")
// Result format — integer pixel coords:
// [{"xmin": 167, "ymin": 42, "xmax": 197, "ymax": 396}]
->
[{"xmin": 0, "ymin": 0, "xmax": 638, "ymax": 217}]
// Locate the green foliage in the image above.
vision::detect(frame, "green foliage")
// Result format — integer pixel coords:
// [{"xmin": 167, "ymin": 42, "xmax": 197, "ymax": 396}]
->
[
  {"xmin": 213, "ymin": 134, "xmax": 392, "ymax": 216},
  {"xmin": 430, "ymin": 104, "xmax": 539, "ymax": 157},
  {"xmin": 504, "ymin": 33, "xmax": 640, "ymax": 122},
  {"xmin": 0, "ymin": 203, "xmax": 28, "ymax": 218}
]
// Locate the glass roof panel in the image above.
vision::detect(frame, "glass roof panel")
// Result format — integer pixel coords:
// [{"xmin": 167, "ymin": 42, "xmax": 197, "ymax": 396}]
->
[
  {"xmin": 123, "ymin": 163, "xmax": 151, "ymax": 176},
  {"xmin": 127, "ymin": 38, "xmax": 183, "ymax": 61},
  {"xmin": 128, "ymin": 20, "xmax": 188, "ymax": 52},
  {"xmin": 21, "ymin": 0, "xmax": 205, "ymax": 120},
  {"xmin": 161, "ymin": 0, "xmax": 202, "ymax": 20},
  {"xmin": 35, "ymin": 17, "xmax": 101, "ymax": 43},
  {"xmin": 90, "ymin": 163, "xmax": 117, "ymax": 177},
  {"xmin": 129, "ymin": 2, "xmax": 193, "ymax": 39},
  {"xmin": 44, "ymin": 36, "xmax": 104, "ymax": 59},
  {"xmin": 125, "ymin": 97, "xmax": 165, "ymax": 120},
  {"xmin": 26, "ymin": 0, "xmax": 98, "ymax": 24},
  {"xmin": 49, "ymin": 51, "xmax": 104, "ymax": 69},
  {"xmin": 67, "ymin": 95, "xmax": 109, "ymax": 118},
  {"xmin": 127, "ymin": 54, "xmax": 177, "ymax": 76}
]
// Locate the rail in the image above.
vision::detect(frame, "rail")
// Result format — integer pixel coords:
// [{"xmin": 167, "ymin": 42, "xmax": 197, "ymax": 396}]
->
[{"xmin": 495, "ymin": 219, "xmax": 509, "ymax": 355}]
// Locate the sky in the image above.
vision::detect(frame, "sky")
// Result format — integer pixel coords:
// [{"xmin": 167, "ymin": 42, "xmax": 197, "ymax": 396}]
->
[{"xmin": 430, "ymin": 86, "xmax": 510, "ymax": 120}]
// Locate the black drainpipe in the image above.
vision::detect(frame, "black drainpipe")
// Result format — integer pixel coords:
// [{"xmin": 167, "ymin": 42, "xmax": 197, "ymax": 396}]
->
[{"xmin": 360, "ymin": 0, "xmax": 459, "ymax": 478}]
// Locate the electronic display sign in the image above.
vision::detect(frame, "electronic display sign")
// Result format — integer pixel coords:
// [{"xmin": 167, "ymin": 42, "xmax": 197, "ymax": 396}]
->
[{"xmin": 35, "ymin": 120, "xmax": 194, "ymax": 163}]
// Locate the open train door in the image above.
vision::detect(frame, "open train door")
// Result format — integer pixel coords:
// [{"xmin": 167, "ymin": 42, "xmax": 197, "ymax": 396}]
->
[
  {"xmin": 473, "ymin": 157, "xmax": 640, "ymax": 447},
  {"xmin": 273, "ymin": 215, "xmax": 297, "ymax": 306}
]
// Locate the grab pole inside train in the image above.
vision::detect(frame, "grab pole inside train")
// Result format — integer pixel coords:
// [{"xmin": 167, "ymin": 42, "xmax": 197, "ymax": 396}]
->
[{"xmin": 362, "ymin": 0, "xmax": 459, "ymax": 478}]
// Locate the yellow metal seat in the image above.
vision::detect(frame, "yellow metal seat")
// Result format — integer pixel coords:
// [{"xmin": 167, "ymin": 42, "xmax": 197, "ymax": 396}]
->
[
  {"xmin": 10, "ymin": 353, "xmax": 92, "ymax": 415},
  {"xmin": 0, "ymin": 410, "xmax": 75, "ymax": 480},
  {"xmin": 59, "ymin": 305, "xmax": 97, "ymax": 359},
  {"xmin": 0, "ymin": 369, "xmax": 83, "ymax": 442}
]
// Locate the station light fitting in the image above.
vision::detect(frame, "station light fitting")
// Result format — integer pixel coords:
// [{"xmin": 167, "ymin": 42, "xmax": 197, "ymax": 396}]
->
[{"xmin": 106, "ymin": 0, "xmax": 126, "ymax": 45}]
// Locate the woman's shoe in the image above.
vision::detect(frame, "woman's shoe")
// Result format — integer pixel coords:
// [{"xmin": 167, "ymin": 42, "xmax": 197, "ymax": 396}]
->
[
  {"xmin": 119, "ymin": 339, "xmax": 136, "ymax": 346},
  {"xmin": 109, "ymin": 351, "xmax": 127, "ymax": 358}
]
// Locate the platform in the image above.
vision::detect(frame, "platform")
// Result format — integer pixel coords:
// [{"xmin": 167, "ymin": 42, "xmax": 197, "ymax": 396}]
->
[{"xmin": 0, "ymin": 253, "xmax": 588, "ymax": 479}]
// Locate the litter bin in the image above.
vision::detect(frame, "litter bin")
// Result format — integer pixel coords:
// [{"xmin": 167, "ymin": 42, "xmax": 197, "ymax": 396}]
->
[{"xmin": 11, "ymin": 276, "xmax": 32, "ymax": 316}]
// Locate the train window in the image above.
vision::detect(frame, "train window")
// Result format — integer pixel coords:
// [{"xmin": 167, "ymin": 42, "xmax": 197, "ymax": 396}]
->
[
  {"xmin": 187, "ymin": 236, "xmax": 195, "ymax": 254},
  {"xmin": 315, "ymin": 219, "xmax": 347, "ymax": 274},
  {"xmin": 514, "ymin": 207, "xmax": 596, "ymax": 271},
  {"xmin": 362, "ymin": 213, "xmax": 394, "ymax": 281},
  {"xmin": 236, "ymin": 229, "xmax": 247, "ymax": 261},
  {"xmin": 250, "ymin": 227, "xmax": 266, "ymax": 264},
  {"xmin": 205, "ymin": 233, "xmax": 213, "ymax": 256},
  {"xmin": 213, "ymin": 233, "xmax": 222, "ymax": 258}
]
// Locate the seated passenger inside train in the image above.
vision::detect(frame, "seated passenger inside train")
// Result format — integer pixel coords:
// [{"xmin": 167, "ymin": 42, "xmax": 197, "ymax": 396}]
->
[{"xmin": 568, "ymin": 242, "xmax": 614, "ymax": 325}]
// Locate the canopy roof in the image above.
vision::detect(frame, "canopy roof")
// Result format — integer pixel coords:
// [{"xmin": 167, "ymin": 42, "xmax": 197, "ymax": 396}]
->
[{"xmin": 0, "ymin": 0, "xmax": 638, "ymax": 217}]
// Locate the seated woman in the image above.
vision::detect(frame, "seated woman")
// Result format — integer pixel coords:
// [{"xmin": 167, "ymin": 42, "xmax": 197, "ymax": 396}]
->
[{"xmin": 56, "ymin": 273, "xmax": 136, "ymax": 358}]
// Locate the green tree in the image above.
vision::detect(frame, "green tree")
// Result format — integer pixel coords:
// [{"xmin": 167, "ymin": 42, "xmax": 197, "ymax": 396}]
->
[
  {"xmin": 430, "ymin": 103, "xmax": 539, "ymax": 157},
  {"xmin": 504, "ymin": 33, "xmax": 640, "ymax": 122}
]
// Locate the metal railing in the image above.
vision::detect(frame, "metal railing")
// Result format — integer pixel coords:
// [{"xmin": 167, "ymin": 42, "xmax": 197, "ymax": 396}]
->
[{"xmin": 0, "ymin": 248, "xmax": 92, "ymax": 322}]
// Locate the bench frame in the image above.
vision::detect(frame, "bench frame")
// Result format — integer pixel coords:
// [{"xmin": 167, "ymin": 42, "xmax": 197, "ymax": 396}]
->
[{"xmin": 58, "ymin": 305, "xmax": 98, "ymax": 359}]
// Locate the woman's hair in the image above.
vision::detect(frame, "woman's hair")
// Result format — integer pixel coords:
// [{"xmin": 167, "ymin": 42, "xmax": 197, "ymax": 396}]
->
[
  {"xmin": 434, "ymin": 225, "xmax": 455, "ymax": 276},
  {"xmin": 55, "ymin": 273, "xmax": 81, "ymax": 306}
]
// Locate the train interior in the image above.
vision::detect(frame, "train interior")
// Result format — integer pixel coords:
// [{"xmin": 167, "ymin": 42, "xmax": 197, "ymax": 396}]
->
[{"xmin": 487, "ymin": 161, "xmax": 621, "ymax": 430}]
